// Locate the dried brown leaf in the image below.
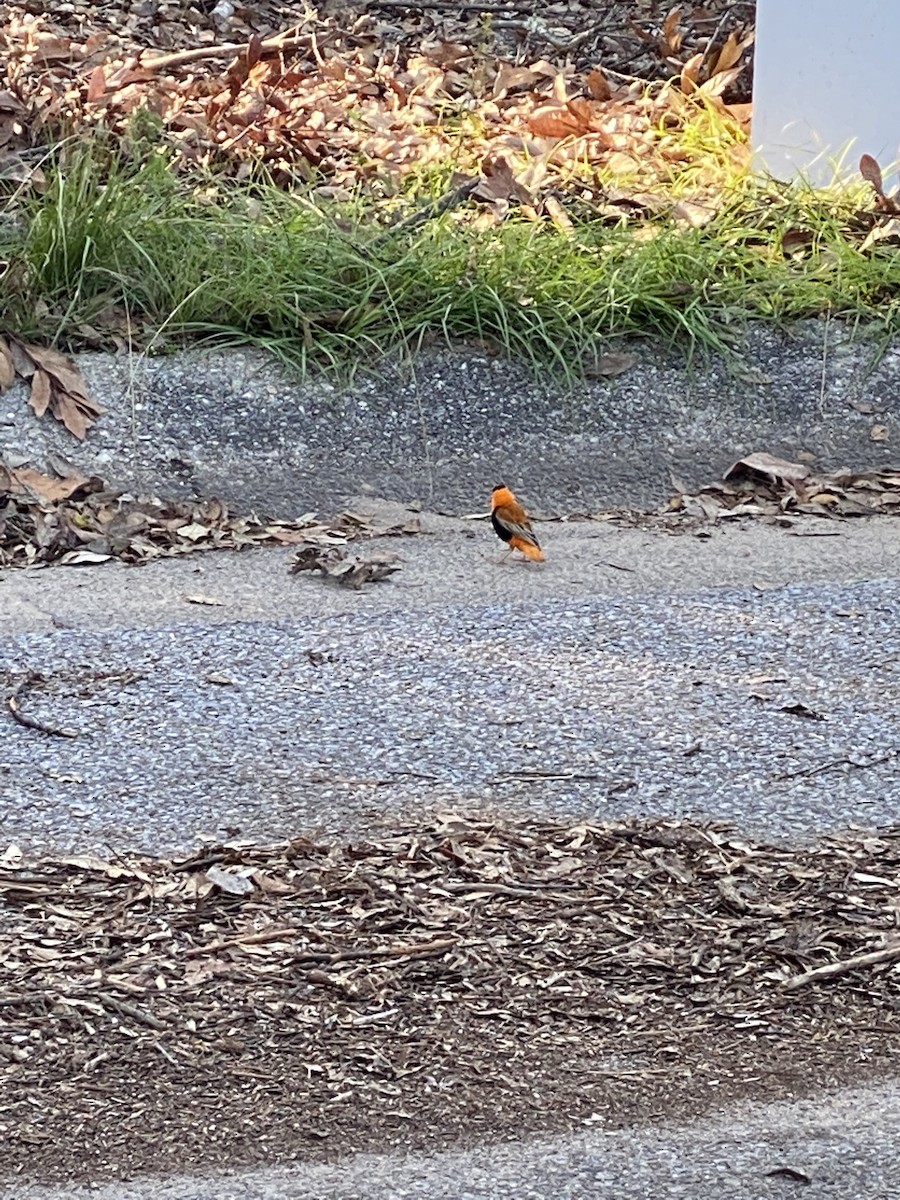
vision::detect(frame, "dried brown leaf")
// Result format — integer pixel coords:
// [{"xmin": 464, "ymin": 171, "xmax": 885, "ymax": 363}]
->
[
  {"xmin": 86, "ymin": 65, "xmax": 107, "ymax": 103},
  {"xmin": 491, "ymin": 63, "xmax": 540, "ymax": 99},
  {"xmin": 29, "ymin": 369, "xmax": 52, "ymax": 418},
  {"xmin": 679, "ymin": 51, "xmax": 703, "ymax": 93},
  {"xmin": 660, "ymin": 7, "xmax": 684, "ymax": 57},
  {"xmin": 528, "ymin": 105, "xmax": 587, "ymax": 139},
  {"xmin": 53, "ymin": 393, "xmax": 88, "ymax": 439},
  {"xmin": 57, "ymin": 548, "xmax": 113, "ymax": 565},
  {"xmin": 585, "ymin": 68, "xmax": 612, "ymax": 102},
  {"xmin": 11, "ymin": 466, "xmax": 94, "ymax": 503},
  {"xmin": 0, "ymin": 337, "xmax": 15, "ymax": 391},
  {"xmin": 543, "ymin": 195, "xmax": 574, "ymax": 236},
  {"xmin": 724, "ymin": 453, "xmax": 811, "ymax": 488},
  {"xmin": 860, "ymin": 153, "xmax": 885, "ymax": 198},
  {"xmin": 474, "ymin": 156, "xmax": 532, "ymax": 204},
  {"xmin": 860, "ymin": 218, "xmax": 900, "ymax": 251},
  {"xmin": 708, "ymin": 31, "xmax": 744, "ymax": 76},
  {"xmin": 698, "ymin": 65, "xmax": 745, "ymax": 98},
  {"xmin": 7, "ymin": 339, "xmax": 35, "ymax": 378}
]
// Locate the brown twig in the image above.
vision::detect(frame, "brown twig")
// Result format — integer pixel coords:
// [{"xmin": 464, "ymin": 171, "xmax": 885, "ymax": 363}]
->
[
  {"xmin": 603, "ymin": 67, "xmax": 657, "ymax": 86},
  {"xmin": 370, "ymin": 1, "xmax": 530, "ymax": 12},
  {"xmin": 140, "ymin": 30, "xmax": 312, "ymax": 73},
  {"xmin": 187, "ymin": 933, "xmax": 458, "ymax": 965},
  {"xmin": 6, "ymin": 675, "xmax": 78, "ymax": 739},
  {"xmin": 783, "ymin": 942, "xmax": 900, "ymax": 992},
  {"xmin": 491, "ymin": 769, "xmax": 603, "ymax": 783},
  {"xmin": 442, "ymin": 881, "xmax": 578, "ymax": 900},
  {"xmin": 171, "ymin": 850, "xmax": 230, "ymax": 874},
  {"xmin": 98, "ymin": 993, "xmax": 169, "ymax": 1031},
  {"xmin": 774, "ymin": 752, "xmax": 896, "ymax": 782},
  {"xmin": 184, "ymin": 928, "xmax": 300, "ymax": 958},
  {"xmin": 293, "ymin": 937, "xmax": 458, "ymax": 965}
]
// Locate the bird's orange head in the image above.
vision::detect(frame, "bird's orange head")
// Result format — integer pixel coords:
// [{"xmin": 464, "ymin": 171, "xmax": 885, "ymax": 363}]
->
[{"xmin": 491, "ymin": 483, "xmax": 516, "ymax": 510}]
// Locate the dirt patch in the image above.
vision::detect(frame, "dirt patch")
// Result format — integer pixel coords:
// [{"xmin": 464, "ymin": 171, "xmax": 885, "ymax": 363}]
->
[{"xmin": 2, "ymin": 813, "xmax": 900, "ymax": 1184}]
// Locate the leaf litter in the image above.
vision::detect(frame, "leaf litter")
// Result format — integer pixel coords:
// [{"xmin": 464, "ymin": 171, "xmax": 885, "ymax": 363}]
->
[
  {"xmin": 8, "ymin": 449, "xmax": 900, "ymax": 578},
  {"xmin": 0, "ymin": 337, "xmax": 103, "ymax": 439},
  {"xmin": 667, "ymin": 454, "xmax": 900, "ymax": 524},
  {"xmin": 568, "ymin": 454, "xmax": 900, "ymax": 533},
  {"xmin": 0, "ymin": 461, "xmax": 423, "ymax": 572},
  {"xmin": 0, "ymin": 2, "xmax": 754, "ymax": 215},
  {"xmin": 2, "ymin": 813, "xmax": 900, "ymax": 1182},
  {"xmin": 289, "ymin": 543, "xmax": 405, "ymax": 589}
]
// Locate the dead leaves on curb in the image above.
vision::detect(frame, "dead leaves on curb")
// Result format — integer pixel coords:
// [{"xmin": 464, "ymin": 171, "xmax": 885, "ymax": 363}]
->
[
  {"xmin": 0, "ymin": 336, "xmax": 103, "ymax": 439},
  {"xmin": 287, "ymin": 512, "xmax": 420, "ymax": 588},
  {"xmin": 8, "ymin": 447, "xmax": 900, "ymax": 574},
  {"xmin": 666, "ymin": 454, "xmax": 900, "ymax": 525},
  {"xmin": 0, "ymin": 464, "xmax": 422, "ymax": 570}
]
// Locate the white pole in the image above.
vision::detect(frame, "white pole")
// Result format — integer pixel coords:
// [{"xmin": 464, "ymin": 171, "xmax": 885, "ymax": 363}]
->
[{"xmin": 752, "ymin": 0, "xmax": 900, "ymax": 188}]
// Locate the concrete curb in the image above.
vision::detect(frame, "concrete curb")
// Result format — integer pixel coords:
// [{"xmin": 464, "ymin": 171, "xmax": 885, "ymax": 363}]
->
[{"xmin": 0, "ymin": 321, "xmax": 897, "ymax": 515}]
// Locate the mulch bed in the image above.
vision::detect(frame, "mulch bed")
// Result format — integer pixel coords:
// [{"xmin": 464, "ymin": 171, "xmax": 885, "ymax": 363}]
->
[{"xmin": 2, "ymin": 812, "xmax": 900, "ymax": 1182}]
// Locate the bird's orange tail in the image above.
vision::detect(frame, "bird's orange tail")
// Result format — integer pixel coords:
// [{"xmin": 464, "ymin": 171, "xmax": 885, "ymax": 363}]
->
[{"xmin": 510, "ymin": 535, "xmax": 545, "ymax": 562}]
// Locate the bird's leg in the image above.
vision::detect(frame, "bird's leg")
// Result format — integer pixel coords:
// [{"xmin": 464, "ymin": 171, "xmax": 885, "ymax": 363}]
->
[{"xmin": 495, "ymin": 548, "xmax": 514, "ymax": 564}]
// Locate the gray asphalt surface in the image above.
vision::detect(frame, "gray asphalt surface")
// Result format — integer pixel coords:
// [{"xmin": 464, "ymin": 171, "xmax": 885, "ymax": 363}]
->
[
  {"xmin": 11, "ymin": 1078, "xmax": 900, "ymax": 1200},
  {"xmin": 2, "ymin": 516, "xmax": 900, "ymax": 854}
]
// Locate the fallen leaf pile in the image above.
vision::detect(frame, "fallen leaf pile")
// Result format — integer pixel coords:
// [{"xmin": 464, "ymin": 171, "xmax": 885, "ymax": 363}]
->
[
  {"xmin": 0, "ymin": 462, "xmax": 419, "ymax": 568},
  {"xmin": 2, "ymin": 814, "xmax": 900, "ymax": 1180},
  {"xmin": 289, "ymin": 543, "xmax": 406, "ymax": 589},
  {"xmin": 552, "ymin": 452, "xmax": 900, "ymax": 534},
  {"xmin": 667, "ymin": 453, "xmax": 900, "ymax": 524},
  {"xmin": 0, "ymin": 337, "xmax": 103, "ymax": 438},
  {"xmin": 288, "ymin": 509, "xmax": 420, "ymax": 587},
  {"xmin": 0, "ymin": 2, "xmax": 754, "ymax": 211}
]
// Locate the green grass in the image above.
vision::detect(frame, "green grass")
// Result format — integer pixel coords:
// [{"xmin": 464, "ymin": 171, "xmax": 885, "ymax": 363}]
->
[{"xmin": 2, "ymin": 142, "xmax": 900, "ymax": 380}]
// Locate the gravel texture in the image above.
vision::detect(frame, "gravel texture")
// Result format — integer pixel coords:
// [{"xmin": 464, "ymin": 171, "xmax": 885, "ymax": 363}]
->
[
  {"xmin": 1, "ymin": 323, "xmax": 898, "ymax": 516},
  {"xmin": 3, "ymin": 574, "xmax": 899, "ymax": 856}
]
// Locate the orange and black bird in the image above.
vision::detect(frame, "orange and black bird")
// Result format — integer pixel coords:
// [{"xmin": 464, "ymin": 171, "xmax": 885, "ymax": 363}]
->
[{"xmin": 490, "ymin": 483, "xmax": 545, "ymax": 562}]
